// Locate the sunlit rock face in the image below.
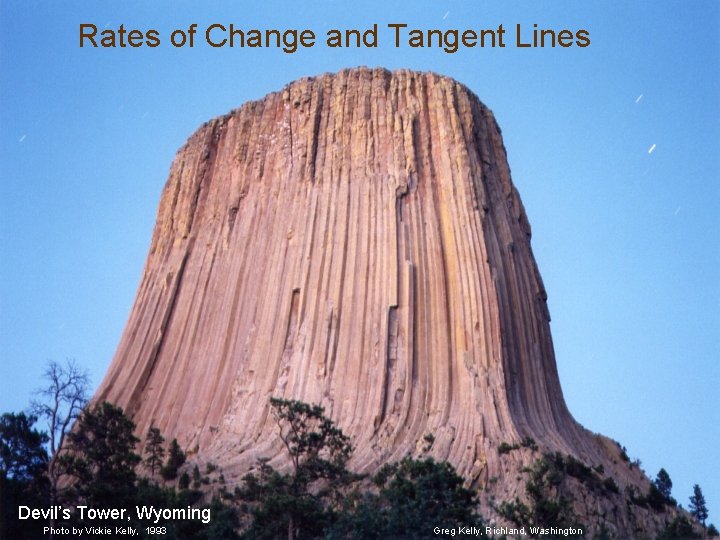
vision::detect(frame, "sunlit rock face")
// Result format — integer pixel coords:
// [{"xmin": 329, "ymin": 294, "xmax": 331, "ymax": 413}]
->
[{"xmin": 96, "ymin": 67, "xmax": 673, "ymax": 535}]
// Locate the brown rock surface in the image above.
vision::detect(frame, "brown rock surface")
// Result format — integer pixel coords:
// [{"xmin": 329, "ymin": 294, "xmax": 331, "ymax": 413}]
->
[{"xmin": 95, "ymin": 67, "xmax": 676, "ymax": 534}]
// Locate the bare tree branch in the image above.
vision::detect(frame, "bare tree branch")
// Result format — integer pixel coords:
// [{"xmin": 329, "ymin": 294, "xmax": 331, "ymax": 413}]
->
[{"xmin": 30, "ymin": 358, "xmax": 90, "ymax": 519}]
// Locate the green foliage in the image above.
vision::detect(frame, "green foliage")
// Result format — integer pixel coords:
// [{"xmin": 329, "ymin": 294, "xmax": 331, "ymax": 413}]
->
[
  {"xmin": 62, "ymin": 403, "xmax": 237, "ymax": 538},
  {"xmin": 144, "ymin": 426, "xmax": 165, "ymax": 476},
  {"xmin": 648, "ymin": 468, "xmax": 677, "ymax": 508},
  {"xmin": 625, "ymin": 484, "xmax": 645, "ymax": 506},
  {"xmin": 523, "ymin": 452, "xmax": 619, "ymax": 498},
  {"xmin": 161, "ymin": 438, "xmax": 187, "ymax": 480},
  {"xmin": 238, "ymin": 459, "xmax": 331, "ymax": 539},
  {"xmin": 654, "ymin": 468, "xmax": 672, "ymax": 499},
  {"xmin": 498, "ymin": 437, "xmax": 537, "ymax": 455},
  {"xmin": 496, "ymin": 453, "xmax": 578, "ymax": 530},
  {"xmin": 520, "ymin": 436, "xmax": 538, "ymax": 451},
  {"xmin": 421, "ymin": 432, "xmax": 435, "ymax": 452},
  {"xmin": 554, "ymin": 453, "xmax": 619, "ymax": 498},
  {"xmin": 201, "ymin": 497, "xmax": 241, "ymax": 540},
  {"xmin": 0, "ymin": 412, "xmax": 48, "ymax": 482},
  {"xmin": 646, "ymin": 483, "xmax": 668, "ymax": 512},
  {"xmin": 7, "ymin": 387, "xmax": 695, "ymax": 540},
  {"xmin": 238, "ymin": 398, "xmax": 484, "ymax": 539},
  {"xmin": 4, "ymin": 356, "xmax": 241, "ymax": 540},
  {"xmin": 602, "ymin": 476, "xmax": 619, "ymax": 494},
  {"xmin": 337, "ymin": 456, "xmax": 482, "ymax": 537},
  {"xmin": 237, "ymin": 398, "xmax": 358, "ymax": 539},
  {"xmin": 593, "ymin": 523, "xmax": 614, "ymax": 540},
  {"xmin": 625, "ymin": 482, "xmax": 671, "ymax": 511},
  {"xmin": 0, "ymin": 412, "xmax": 50, "ymax": 540},
  {"xmin": 61, "ymin": 401, "xmax": 141, "ymax": 508},
  {"xmin": 689, "ymin": 484, "xmax": 708, "ymax": 526},
  {"xmin": 192, "ymin": 464, "xmax": 202, "ymax": 489},
  {"xmin": 179, "ymin": 471, "xmax": 191, "ymax": 490},
  {"xmin": 564, "ymin": 454, "xmax": 595, "ymax": 483},
  {"xmin": 270, "ymin": 397, "xmax": 354, "ymax": 485},
  {"xmin": 708, "ymin": 523, "xmax": 719, "ymax": 537},
  {"xmin": 615, "ymin": 442, "xmax": 630, "ymax": 463},
  {"xmin": 656, "ymin": 515, "xmax": 700, "ymax": 539},
  {"xmin": 498, "ymin": 441, "xmax": 516, "ymax": 454},
  {"xmin": 133, "ymin": 477, "xmax": 239, "ymax": 540}
]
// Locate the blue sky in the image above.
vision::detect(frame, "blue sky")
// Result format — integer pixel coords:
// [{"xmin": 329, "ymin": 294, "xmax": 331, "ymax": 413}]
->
[{"xmin": 1, "ymin": 0, "xmax": 718, "ymax": 520}]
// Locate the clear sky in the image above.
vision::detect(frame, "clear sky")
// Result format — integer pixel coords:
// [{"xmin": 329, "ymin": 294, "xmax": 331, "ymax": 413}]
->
[{"xmin": 1, "ymin": 0, "xmax": 718, "ymax": 521}]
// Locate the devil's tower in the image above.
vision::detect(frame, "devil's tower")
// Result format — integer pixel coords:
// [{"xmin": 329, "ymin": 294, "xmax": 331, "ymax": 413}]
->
[{"xmin": 95, "ymin": 68, "xmax": 673, "ymax": 533}]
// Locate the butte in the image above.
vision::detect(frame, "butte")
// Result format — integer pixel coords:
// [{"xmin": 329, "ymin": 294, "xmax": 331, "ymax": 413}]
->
[{"xmin": 94, "ymin": 67, "xmax": 673, "ymax": 534}]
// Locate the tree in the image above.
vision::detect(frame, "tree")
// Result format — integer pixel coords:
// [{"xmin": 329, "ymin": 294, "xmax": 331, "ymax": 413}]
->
[
  {"xmin": 192, "ymin": 464, "xmax": 202, "ymax": 489},
  {"xmin": 56, "ymin": 403, "xmax": 238, "ymax": 538},
  {"xmin": 330, "ymin": 456, "xmax": 483, "ymax": 538},
  {"xmin": 238, "ymin": 398, "xmax": 485, "ymax": 539},
  {"xmin": 178, "ymin": 471, "xmax": 190, "ymax": 490},
  {"xmin": 374, "ymin": 457, "xmax": 480, "ymax": 530},
  {"xmin": 60, "ymin": 401, "xmax": 140, "ymax": 510},
  {"xmin": 144, "ymin": 426, "xmax": 165, "ymax": 476},
  {"xmin": 657, "ymin": 515, "xmax": 700, "ymax": 540},
  {"xmin": 0, "ymin": 412, "xmax": 48, "ymax": 482},
  {"xmin": 31, "ymin": 359, "xmax": 89, "ymax": 506},
  {"xmin": 654, "ymin": 468, "xmax": 672, "ymax": 500},
  {"xmin": 646, "ymin": 482, "xmax": 668, "ymax": 511},
  {"xmin": 497, "ymin": 453, "xmax": 578, "ymax": 530},
  {"xmin": 238, "ymin": 398, "xmax": 358, "ymax": 540},
  {"xmin": 161, "ymin": 438, "xmax": 187, "ymax": 480},
  {"xmin": 239, "ymin": 458, "xmax": 332, "ymax": 539},
  {"xmin": 0, "ymin": 412, "xmax": 50, "ymax": 540},
  {"xmin": 708, "ymin": 523, "xmax": 719, "ymax": 537},
  {"xmin": 689, "ymin": 484, "xmax": 708, "ymax": 527},
  {"xmin": 270, "ymin": 397, "xmax": 353, "ymax": 485},
  {"xmin": 201, "ymin": 497, "xmax": 241, "ymax": 540}
]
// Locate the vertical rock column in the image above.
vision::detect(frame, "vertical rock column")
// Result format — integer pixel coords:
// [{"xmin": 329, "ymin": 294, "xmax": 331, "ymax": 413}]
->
[{"xmin": 96, "ymin": 67, "xmax": 600, "ymax": 489}]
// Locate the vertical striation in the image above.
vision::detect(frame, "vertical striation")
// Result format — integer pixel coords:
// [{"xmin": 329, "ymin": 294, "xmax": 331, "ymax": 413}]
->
[{"xmin": 95, "ymin": 68, "xmax": 662, "ymax": 533}]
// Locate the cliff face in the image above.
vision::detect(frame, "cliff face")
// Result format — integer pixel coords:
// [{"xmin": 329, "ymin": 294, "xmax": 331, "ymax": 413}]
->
[{"xmin": 96, "ymin": 68, "xmax": 670, "ymax": 533}]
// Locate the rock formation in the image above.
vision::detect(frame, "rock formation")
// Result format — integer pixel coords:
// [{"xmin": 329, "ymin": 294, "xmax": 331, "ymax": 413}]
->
[{"xmin": 95, "ymin": 67, "xmax": 675, "ymax": 534}]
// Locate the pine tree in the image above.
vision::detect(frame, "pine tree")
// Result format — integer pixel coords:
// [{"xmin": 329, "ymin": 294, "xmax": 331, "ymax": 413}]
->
[
  {"xmin": 237, "ymin": 398, "xmax": 485, "ymax": 539},
  {"xmin": 654, "ymin": 468, "xmax": 672, "ymax": 499},
  {"xmin": 143, "ymin": 426, "xmax": 165, "ymax": 476},
  {"xmin": 238, "ymin": 398, "xmax": 358, "ymax": 540},
  {"xmin": 333, "ymin": 456, "xmax": 483, "ymax": 538},
  {"xmin": 689, "ymin": 484, "xmax": 708, "ymax": 526},
  {"xmin": 191, "ymin": 464, "xmax": 202, "ymax": 489},
  {"xmin": 160, "ymin": 438, "xmax": 186, "ymax": 480},
  {"xmin": 61, "ymin": 402, "xmax": 140, "ymax": 510},
  {"xmin": 0, "ymin": 412, "xmax": 48, "ymax": 482},
  {"xmin": 0, "ymin": 412, "xmax": 50, "ymax": 540}
]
